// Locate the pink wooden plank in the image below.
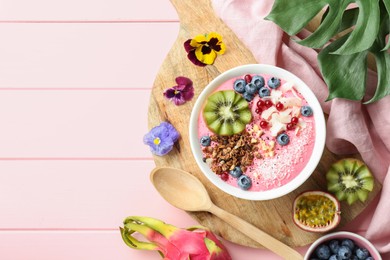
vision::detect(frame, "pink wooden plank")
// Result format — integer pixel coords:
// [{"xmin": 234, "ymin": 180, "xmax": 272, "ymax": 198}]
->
[
  {"xmin": 0, "ymin": 23, "xmax": 179, "ymax": 89},
  {"xmin": 0, "ymin": 231, "xmax": 302, "ymax": 260},
  {"xmin": 0, "ymin": 90, "xmax": 158, "ymax": 158},
  {"xmin": 0, "ymin": 0, "xmax": 179, "ymax": 21},
  {"xmin": 0, "ymin": 160, "xmax": 197, "ymax": 228}
]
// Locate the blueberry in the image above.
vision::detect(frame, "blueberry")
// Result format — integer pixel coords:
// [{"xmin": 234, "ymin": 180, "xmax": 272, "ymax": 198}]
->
[
  {"xmin": 301, "ymin": 105, "xmax": 313, "ymax": 117},
  {"xmin": 242, "ymin": 91, "xmax": 254, "ymax": 102},
  {"xmin": 258, "ymin": 86, "xmax": 270, "ymax": 97},
  {"xmin": 276, "ymin": 133, "xmax": 290, "ymax": 146},
  {"xmin": 229, "ymin": 166, "xmax": 243, "ymax": 178},
  {"xmin": 328, "ymin": 239, "xmax": 340, "ymax": 254},
  {"xmin": 267, "ymin": 77, "xmax": 281, "ymax": 89},
  {"xmin": 337, "ymin": 245, "xmax": 352, "ymax": 260},
  {"xmin": 351, "ymin": 256, "xmax": 359, "ymax": 260},
  {"xmin": 233, "ymin": 79, "xmax": 246, "ymax": 94},
  {"xmin": 315, "ymin": 244, "xmax": 331, "ymax": 259},
  {"xmin": 237, "ymin": 175, "xmax": 252, "ymax": 190},
  {"xmin": 329, "ymin": 255, "xmax": 338, "ymax": 260},
  {"xmin": 200, "ymin": 136, "xmax": 211, "ymax": 147},
  {"xmin": 365, "ymin": 257, "xmax": 374, "ymax": 260},
  {"xmin": 251, "ymin": 75, "xmax": 265, "ymax": 89},
  {"xmin": 355, "ymin": 247, "xmax": 370, "ymax": 259},
  {"xmin": 244, "ymin": 82, "xmax": 257, "ymax": 95},
  {"xmin": 341, "ymin": 239, "xmax": 355, "ymax": 250}
]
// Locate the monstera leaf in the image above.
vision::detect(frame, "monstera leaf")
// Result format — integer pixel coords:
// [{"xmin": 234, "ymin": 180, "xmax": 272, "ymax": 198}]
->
[{"xmin": 265, "ymin": 0, "xmax": 390, "ymax": 103}]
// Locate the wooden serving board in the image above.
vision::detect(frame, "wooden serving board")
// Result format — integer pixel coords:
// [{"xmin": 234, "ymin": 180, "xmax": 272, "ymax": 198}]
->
[{"xmin": 147, "ymin": 0, "xmax": 381, "ymax": 248}]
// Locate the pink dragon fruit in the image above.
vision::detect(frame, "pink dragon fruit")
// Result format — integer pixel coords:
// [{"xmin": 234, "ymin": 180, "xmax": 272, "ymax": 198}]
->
[{"xmin": 120, "ymin": 216, "xmax": 232, "ymax": 260}]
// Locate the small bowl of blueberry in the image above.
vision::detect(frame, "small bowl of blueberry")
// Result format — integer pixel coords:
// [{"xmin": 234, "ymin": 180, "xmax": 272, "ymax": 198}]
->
[{"xmin": 305, "ymin": 231, "xmax": 382, "ymax": 260}]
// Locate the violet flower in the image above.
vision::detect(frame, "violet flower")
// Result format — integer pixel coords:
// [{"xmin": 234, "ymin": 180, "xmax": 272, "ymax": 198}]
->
[
  {"xmin": 143, "ymin": 122, "xmax": 180, "ymax": 156},
  {"xmin": 164, "ymin": 77, "xmax": 194, "ymax": 106}
]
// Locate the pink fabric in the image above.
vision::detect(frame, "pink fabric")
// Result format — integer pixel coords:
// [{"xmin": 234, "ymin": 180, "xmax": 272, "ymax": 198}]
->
[{"xmin": 212, "ymin": 0, "xmax": 390, "ymax": 255}]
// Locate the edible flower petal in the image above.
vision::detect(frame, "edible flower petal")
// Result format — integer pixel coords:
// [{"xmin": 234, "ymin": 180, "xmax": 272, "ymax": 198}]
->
[
  {"xmin": 143, "ymin": 122, "xmax": 179, "ymax": 156},
  {"xmin": 164, "ymin": 76, "xmax": 194, "ymax": 106},
  {"xmin": 184, "ymin": 32, "xmax": 226, "ymax": 66}
]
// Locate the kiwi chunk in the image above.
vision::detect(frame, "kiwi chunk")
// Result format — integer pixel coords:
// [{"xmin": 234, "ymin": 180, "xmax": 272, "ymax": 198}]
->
[
  {"xmin": 203, "ymin": 90, "xmax": 252, "ymax": 135},
  {"xmin": 326, "ymin": 158, "xmax": 374, "ymax": 205}
]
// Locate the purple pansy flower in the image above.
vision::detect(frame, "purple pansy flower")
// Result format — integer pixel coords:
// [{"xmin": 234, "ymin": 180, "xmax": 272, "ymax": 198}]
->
[
  {"xmin": 143, "ymin": 122, "xmax": 180, "ymax": 156},
  {"xmin": 163, "ymin": 77, "xmax": 194, "ymax": 106},
  {"xmin": 184, "ymin": 32, "xmax": 226, "ymax": 67}
]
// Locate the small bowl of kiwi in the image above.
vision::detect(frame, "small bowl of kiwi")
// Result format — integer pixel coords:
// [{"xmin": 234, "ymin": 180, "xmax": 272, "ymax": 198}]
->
[{"xmin": 189, "ymin": 64, "xmax": 326, "ymax": 200}]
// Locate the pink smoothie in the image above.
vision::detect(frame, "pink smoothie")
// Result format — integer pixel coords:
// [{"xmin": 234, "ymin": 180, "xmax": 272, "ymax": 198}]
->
[{"xmin": 198, "ymin": 74, "xmax": 315, "ymax": 192}]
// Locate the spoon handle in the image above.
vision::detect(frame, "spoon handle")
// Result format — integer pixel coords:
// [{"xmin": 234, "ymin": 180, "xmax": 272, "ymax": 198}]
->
[{"xmin": 209, "ymin": 204, "xmax": 304, "ymax": 260}]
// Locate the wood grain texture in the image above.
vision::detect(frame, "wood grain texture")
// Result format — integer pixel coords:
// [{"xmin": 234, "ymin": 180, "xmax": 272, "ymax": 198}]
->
[{"xmin": 147, "ymin": 0, "xmax": 381, "ymax": 248}]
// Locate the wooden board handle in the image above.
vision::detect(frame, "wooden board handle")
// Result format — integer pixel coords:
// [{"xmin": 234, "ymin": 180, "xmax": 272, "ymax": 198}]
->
[
  {"xmin": 170, "ymin": 0, "xmax": 215, "ymax": 27},
  {"xmin": 209, "ymin": 204, "xmax": 304, "ymax": 260}
]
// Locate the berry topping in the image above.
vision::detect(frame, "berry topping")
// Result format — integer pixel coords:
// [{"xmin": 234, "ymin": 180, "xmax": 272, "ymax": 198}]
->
[
  {"xmin": 220, "ymin": 172, "xmax": 229, "ymax": 181},
  {"xmin": 268, "ymin": 77, "xmax": 281, "ymax": 89},
  {"xmin": 258, "ymin": 86, "xmax": 270, "ymax": 97},
  {"xmin": 200, "ymin": 136, "xmax": 211, "ymax": 146},
  {"xmin": 243, "ymin": 91, "xmax": 254, "ymax": 102},
  {"xmin": 251, "ymin": 75, "xmax": 265, "ymax": 89},
  {"xmin": 259, "ymin": 120, "xmax": 268, "ymax": 129},
  {"xmin": 286, "ymin": 123, "xmax": 295, "ymax": 130},
  {"xmin": 256, "ymin": 100, "xmax": 265, "ymax": 108},
  {"xmin": 277, "ymin": 133, "xmax": 290, "ymax": 146},
  {"xmin": 255, "ymin": 108, "xmax": 262, "ymax": 114},
  {"xmin": 276, "ymin": 102, "xmax": 284, "ymax": 111},
  {"xmin": 291, "ymin": 116, "xmax": 299, "ymax": 124},
  {"xmin": 237, "ymin": 175, "xmax": 252, "ymax": 190},
  {"xmin": 265, "ymin": 100, "xmax": 273, "ymax": 108},
  {"xmin": 244, "ymin": 82, "xmax": 257, "ymax": 95},
  {"xmin": 301, "ymin": 105, "xmax": 313, "ymax": 117},
  {"xmin": 229, "ymin": 166, "xmax": 243, "ymax": 178},
  {"xmin": 233, "ymin": 79, "xmax": 246, "ymax": 94},
  {"xmin": 244, "ymin": 74, "xmax": 252, "ymax": 84}
]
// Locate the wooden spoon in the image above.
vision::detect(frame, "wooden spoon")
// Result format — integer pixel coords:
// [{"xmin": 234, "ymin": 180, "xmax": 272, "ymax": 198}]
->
[{"xmin": 150, "ymin": 166, "xmax": 304, "ymax": 260}]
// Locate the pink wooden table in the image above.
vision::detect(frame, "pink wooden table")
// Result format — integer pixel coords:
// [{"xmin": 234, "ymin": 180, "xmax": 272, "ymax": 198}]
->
[{"xmin": 1, "ymin": 1, "xmax": 380, "ymax": 259}]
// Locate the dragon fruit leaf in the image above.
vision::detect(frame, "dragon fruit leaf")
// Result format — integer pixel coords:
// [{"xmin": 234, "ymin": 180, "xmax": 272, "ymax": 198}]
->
[
  {"xmin": 264, "ymin": 0, "xmax": 327, "ymax": 35},
  {"xmin": 123, "ymin": 219, "xmax": 175, "ymax": 252},
  {"xmin": 318, "ymin": 33, "xmax": 368, "ymax": 101},
  {"xmin": 120, "ymin": 227, "xmax": 161, "ymax": 251},
  {"xmin": 332, "ymin": 0, "xmax": 380, "ymax": 55},
  {"xmin": 297, "ymin": 0, "xmax": 352, "ymax": 48},
  {"xmin": 125, "ymin": 216, "xmax": 179, "ymax": 238}
]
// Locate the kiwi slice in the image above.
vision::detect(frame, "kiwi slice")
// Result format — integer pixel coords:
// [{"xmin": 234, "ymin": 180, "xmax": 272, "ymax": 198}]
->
[
  {"xmin": 203, "ymin": 90, "xmax": 252, "ymax": 135},
  {"xmin": 326, "ymin": 158, "xmax": 374, "ymax": 205}
]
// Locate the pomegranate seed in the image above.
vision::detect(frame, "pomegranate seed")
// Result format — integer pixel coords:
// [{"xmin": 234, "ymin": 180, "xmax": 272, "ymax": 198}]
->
[
  {"xmin": 276, "ymin": 102, "xmax": 284, "ymax": 111},
  {"xmin": 291, "ymin": 116, "xmax": 299, "ymax": 124},
  {"xmin": 255, "ymin": 108, "xmax": 262, "ymax": 114},
  {"xmin": 257, "ymin": 100, "xmax": 265, "ymax": 108},
  {"xmin": 244, "ymin": 74, "xmax": 252, "ymax": 83},
  {"xmin": 265, "ymin": 100, "xmax": 273, "ymax": 108},
  {"xmin": 287, "ymin": 123, "xmax": 295, "ymax": 130},
  {"xmin": 260, "ymin": 120, "xmax": 268, "ymax": 128},
  {"xmin": 220, "ymin": 172, "xmax": 229, "ymax": 181}
]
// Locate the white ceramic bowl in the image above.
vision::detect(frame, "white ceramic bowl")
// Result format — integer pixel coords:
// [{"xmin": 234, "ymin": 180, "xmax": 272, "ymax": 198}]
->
[
  {"xmin": 304, "ymin": 231, "xmax": 382, "ymax": 259},
  {"xmin": 189, "ymin": 64, "xmax": 326, "ymax": 200}
]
